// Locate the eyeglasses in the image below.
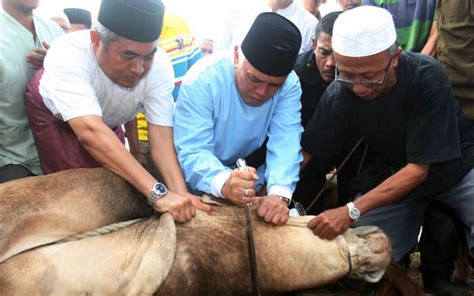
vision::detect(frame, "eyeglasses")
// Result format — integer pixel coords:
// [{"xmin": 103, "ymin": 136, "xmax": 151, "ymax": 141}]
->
[{"xmin": 335, "ymin": 57, "xmax": 393, "ymax": 88}]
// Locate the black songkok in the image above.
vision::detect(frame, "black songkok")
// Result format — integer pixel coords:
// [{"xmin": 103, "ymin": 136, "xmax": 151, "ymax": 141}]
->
[
  {"xmin": 63, "ymin": 8, "xmax": 92, "ymax": 28},
  {"xmin": 98, "ymin": 0, "xmax": 165, "ymax": 43},
  {"xmin": 241, "ymin": 12, "xmax": 302, "ymax": 77}
]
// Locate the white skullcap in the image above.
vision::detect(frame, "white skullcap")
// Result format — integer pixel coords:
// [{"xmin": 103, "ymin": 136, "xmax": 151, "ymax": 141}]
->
[{"xmin": 332, "ymin": 6, "xmax": 396, "ymax": 57}]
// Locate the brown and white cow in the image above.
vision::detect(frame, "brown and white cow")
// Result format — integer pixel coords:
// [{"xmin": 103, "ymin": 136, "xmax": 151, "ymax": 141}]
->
[{"xmin": 0, "ymin": 168, "xmax": 392, "ymax": 295}]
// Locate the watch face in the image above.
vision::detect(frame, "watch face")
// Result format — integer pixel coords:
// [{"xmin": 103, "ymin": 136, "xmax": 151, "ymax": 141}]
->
[
  {"xmin": 155, "ymin": 183, "xmax": 167, "ymax": 194},
  {"xmin": 350, "ymin": 208, "xmax": 360, "ymax": 220}
]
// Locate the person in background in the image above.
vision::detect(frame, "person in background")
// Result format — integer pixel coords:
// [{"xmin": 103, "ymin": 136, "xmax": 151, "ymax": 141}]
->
[
  {"xmin": 24, "ymin": 0, "xmax": 210, "ymax": 222},
  {"xmin": 299, "ymin": 0, "xmax": 325, "ymax": 19},
  {"xmin": 200, "ymin": 38, "xmax": 213, "ymax": 56},
  {"xmin": 0, "ymin": 0, "xmax": 62, "ymax": 183},
  {"xmin": 174, "ymin": 12, "xmax": 303, "ymax": 225},
  {"xmin": 418, "ymin": 1, "xmax": 474, "ymax": 295},
  {"xmin": 292, "ymin": 11, "xmax": 343, "ymax": 213},
  {"xmin": 436, "ymin": 0, "xmax": 474, "ymax": 120},
  {"xmin": 129, "ymin": 12, "xmax": 203, "ymax": 180},
  {"xmin": 63, "ymin": 7, "xmax": 91, "ymax": 31},
  {"xmin": 362, "ymin": 0, "xmax": 438, "ymax": 56},
  {"xmin": 336, "ymin": 0, "xmax": 361, "ymax": 10},
  {"xmin": 50, "ymin": 13, "xmax": 71, "ymax": 33},
  {"xmin": 213, "ymin": 0, "xmax": 318, "ymax": 54}
]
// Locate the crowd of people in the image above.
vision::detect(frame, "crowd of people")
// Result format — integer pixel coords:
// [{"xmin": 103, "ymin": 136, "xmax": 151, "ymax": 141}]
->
[{"xmin": 1, "ymin": 0, "xmax": 473, "ymax": 294}]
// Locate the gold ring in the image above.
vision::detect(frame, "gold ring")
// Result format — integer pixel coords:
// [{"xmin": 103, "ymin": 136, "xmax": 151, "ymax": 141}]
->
[{"xmin": 244, "ymin": 188, "xmax": 249, "ymax": 197}]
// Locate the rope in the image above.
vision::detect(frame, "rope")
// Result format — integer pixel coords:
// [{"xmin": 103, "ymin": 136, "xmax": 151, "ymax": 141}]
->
[
  {"xmin": 306, "ymin": 136, "xmax": 365, "ymax": 213},
  {"xmin": 244, "ymin": 205, "xmax": 261, "ymax": 296},
  {"xmin": 4, "ymin": 218, "xmax": 145, "ymax": 263},
  {"xmin": 56, "ymin": 218, "xmax": 144, "ymax": 244}
]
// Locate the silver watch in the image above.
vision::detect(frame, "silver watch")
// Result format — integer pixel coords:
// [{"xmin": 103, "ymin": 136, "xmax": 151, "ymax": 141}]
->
[
  {"xmin": 346, "ymin": 202, "xmax": 360, "ymax": 222},
  {"xmin": 148, "ymin": 182, "xmax": 168, "ymax": 206}
]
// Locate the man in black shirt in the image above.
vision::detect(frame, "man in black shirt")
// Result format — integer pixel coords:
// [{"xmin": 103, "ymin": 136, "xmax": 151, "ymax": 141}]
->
[
  {"xmin": 303, "ymin": 6, "xmax": 474, "ymax": 269},
  {"xmin": 292, "ymin": 12, "xmax": 343, "ymax": 211},
  {"xmin": 294, "ymin": 11, "xmax": 342, "ymax": 128}
]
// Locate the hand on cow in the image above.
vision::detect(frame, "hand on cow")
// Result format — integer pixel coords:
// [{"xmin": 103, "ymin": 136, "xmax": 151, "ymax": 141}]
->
[
  {"xmin": 26, "ymin": 41, "xmax": 49, "ymax": 70},
  {"xmin": 257, "ymin": 195, "xmax": 289, "ymax": 225},
  {"xmin": 221, "ymin": 167, "xmax": 259, "ymax": 205},
  {"xmin": 153, "ymin": 191, "xmax": 198, "ymax": 223},
  {"xmin": 182, "ymin": 192, "xmax": 213, "ymax": 214},
  {"xmin": 307, "ymin": 206, "xmax": 352, "ymax": 240}
]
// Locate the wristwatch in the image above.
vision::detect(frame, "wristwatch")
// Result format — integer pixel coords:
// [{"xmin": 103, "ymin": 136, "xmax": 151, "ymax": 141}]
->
[
  {"xmin": 147, "ymin": 182, "xmax": 168, "ymax": 206},
  {"xmin": 346, "ymin": 202, "xmax": 360, "ymax": 222},
  {"xmin": 278, "ymin": 195, "xmax": 291, "ymax": 206}
]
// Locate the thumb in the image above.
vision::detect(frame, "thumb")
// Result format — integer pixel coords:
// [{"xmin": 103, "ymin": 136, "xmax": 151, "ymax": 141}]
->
[
  {"xmin": 192, "ymin": 199, "xmax": 213, "ymax": 214},
  {"xmin": 42, "ymin": 41, "xmax": 50, "ymax": 49}
]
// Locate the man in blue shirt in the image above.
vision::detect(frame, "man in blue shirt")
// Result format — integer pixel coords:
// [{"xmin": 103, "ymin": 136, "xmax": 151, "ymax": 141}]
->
[{"xmin": 174, "ymin": 12, "xmax": 303, "ymax": 225}]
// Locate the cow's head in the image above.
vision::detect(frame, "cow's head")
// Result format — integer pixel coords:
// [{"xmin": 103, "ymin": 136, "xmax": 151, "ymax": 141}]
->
[{"xmin": 343, "ymin": 226, "xmax": 391, "ymax": 283}]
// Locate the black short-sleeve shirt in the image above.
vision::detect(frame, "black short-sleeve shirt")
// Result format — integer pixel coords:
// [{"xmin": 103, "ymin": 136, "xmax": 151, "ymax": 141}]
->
[{"xmin": 302, "ymin": 52, "xmax": 474, "ymax": 201}]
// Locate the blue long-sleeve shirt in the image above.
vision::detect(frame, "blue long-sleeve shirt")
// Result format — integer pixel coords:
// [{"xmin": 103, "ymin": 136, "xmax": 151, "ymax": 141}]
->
[{"xmin": 174, "ymin": 53, "xmax": 303, "ymax": 199}]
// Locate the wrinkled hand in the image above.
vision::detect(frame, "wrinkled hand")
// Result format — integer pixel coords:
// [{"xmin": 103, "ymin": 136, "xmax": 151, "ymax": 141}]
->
[
  {"xmin": 257, "ymin": 195, "xmax": 289, "ymax": 225},
  {"xmin": 307, "ymin": 206, "xmax": 352, "ymax": 240},
  {"xmin": 26, "ymin": 41, "xmax": 50, "ymax": 70},
  {"xmin": 152, "ymin": 191, "xmax": 198, "ymax": 223},
  {"xmin": 221, "ymin": 167, "xmax": 259, "ymax": 205}
]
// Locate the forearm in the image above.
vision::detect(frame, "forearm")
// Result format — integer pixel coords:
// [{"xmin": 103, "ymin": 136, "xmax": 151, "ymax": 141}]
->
[
  {"xmin": 148, "ymin": 124, "xmax": 188, "ymax": 194},
  {"xmin": 421, "ymin": 21, "xmax": 438, "ymax": 58},
  {"xmin": 354, "ymin": 163, "xmax": 429, "ymax": 214},
  {"xmin": 69, "ymin": 116, "xmax": 156, "ymax": 197}
]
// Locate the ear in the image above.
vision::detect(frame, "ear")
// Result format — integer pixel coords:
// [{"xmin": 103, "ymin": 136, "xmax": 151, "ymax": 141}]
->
[
  {"xmin": 233, "ymin": 45, "xmax": 239, "ymax": 66},
  {"xmin": 311, "ymin": 37, "xmax": 317, "ymax": 50},
  {"xmin": 391, "ymin": 46, "xmax": 403, "ymax": 68},
  {"xmin": 90, "ymin": 29, "xmax": 101, "ymax": 52}
]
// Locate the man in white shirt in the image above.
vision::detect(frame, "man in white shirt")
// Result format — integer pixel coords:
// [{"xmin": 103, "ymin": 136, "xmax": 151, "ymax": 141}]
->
[
  {"xmin": 213, "ymin": 0, "xmax": 318, "ymax": 54},
  {"xmin": 25, "ymin": 0, "xmax": 210, "ymax": 222}
]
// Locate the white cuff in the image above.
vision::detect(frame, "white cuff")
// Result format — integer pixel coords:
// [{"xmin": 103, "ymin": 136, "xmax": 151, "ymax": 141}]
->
[
  {"xmin": 211, "ymin": 170, "xmax": 232, "ymax": 198},
  {"xmin": 268, "ymin": 185, "xmax": 292, "ymax": 202}
]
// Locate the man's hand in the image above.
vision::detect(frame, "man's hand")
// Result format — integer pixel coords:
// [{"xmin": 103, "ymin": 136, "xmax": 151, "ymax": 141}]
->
[
  {"xmin": 182, "ymin": 192, "xmax": 213, "ymax": 214},
  {"xmin": 221, "ymin": 167, "xmax": 259, "ymax": 205},
  {"xmin": 307, "ymin": 206, "xmax": 352, "ymax": 240},
  {"xmin": 26, "ymin": 41, "xmax": 49, "ymax": 70},
  {"xmin": 257, "ymin": 195, "xmax": 289, "ymax": 225},
  {"xmin": 152, "ymin": 191, "xmax": 197, "ymax": 223}
]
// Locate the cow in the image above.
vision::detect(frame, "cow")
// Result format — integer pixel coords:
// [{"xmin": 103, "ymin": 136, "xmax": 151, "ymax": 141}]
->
[{"xmin": 0, "ymin": 168, "xmax": 392, "ymax": 295}]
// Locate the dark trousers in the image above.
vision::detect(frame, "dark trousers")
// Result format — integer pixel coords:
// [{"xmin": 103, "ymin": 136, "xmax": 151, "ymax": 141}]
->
[{"xmin": 419, "ymin": 201, "xmax": 462, "ymax": 288}]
